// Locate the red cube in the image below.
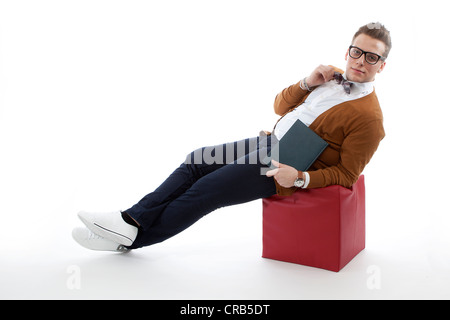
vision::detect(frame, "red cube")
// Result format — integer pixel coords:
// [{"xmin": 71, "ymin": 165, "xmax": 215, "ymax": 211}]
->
[{"xmin": 262, "ymin": 176, "xmax": 366, "ymax": 272}]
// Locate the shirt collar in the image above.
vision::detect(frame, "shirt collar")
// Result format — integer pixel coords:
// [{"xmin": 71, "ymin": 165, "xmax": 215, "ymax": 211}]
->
[{"xmin": 343, "ymin": 72, "xmax": 374, "ymax": 96}]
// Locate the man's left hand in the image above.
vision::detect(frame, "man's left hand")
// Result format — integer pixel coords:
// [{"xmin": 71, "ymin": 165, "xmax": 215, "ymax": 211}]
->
[{"xmin": 266, "ymin": 160, "xmax": 298, "ymax": 188}]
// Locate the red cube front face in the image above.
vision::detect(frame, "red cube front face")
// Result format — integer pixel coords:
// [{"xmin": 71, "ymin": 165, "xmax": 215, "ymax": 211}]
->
[{"xmin": 262, "ymin": 176, "xmax": 365, "ymax": 272}]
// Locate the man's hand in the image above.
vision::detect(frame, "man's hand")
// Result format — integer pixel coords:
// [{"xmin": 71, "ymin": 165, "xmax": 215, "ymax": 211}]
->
[
  {"xmin": 266, "ymin": 160, "xmax": 299, "ymax": 188},
  {"xmin": 305, "ymin": 65, "xmax": 336, "ymax": 88}
]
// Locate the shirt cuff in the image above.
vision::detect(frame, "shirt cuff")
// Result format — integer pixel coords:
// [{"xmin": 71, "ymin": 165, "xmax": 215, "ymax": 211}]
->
[{"xmin": 302, "ymin": 172, "xmax": 310, "ymax": 189}]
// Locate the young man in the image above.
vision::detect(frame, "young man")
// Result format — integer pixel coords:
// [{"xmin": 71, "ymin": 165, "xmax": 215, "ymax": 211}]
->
[{"xmin": 73, "ymin": 23, "xmax": 391, "ymax": 252}]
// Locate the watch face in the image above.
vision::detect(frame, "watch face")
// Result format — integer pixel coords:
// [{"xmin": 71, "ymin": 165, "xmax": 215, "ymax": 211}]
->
[{"xmin": 294, "ymin": 178, "xmax": 304, "ymax": 188}]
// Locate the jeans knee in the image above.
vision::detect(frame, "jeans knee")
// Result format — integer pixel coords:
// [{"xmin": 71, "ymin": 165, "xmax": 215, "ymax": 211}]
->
[{"xmin": 184, "ymin": 145, "xmax": 227, "ymax": 165}]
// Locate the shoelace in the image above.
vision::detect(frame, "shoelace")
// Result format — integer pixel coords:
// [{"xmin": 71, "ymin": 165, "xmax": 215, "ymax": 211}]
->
[{"xmin": 87, "ymin": 230, "xmax": 103, "ymax": 240}]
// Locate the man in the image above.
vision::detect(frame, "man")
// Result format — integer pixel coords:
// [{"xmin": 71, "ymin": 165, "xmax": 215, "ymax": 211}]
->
[{"xmin": 73, "ymin": 22, "xmax": 391, "ymax": 252}]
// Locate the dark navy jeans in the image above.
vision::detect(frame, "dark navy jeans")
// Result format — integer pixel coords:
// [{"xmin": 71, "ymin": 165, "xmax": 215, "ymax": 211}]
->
[{"xmin": 125, "ymin": 136, "xmax": 277, "ymax": 249}]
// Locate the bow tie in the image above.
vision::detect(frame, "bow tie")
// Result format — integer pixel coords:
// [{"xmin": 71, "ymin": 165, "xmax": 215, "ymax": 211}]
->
[{"xmin": 333, "ymin": 72, "xmax": 353, "ymax": 94}]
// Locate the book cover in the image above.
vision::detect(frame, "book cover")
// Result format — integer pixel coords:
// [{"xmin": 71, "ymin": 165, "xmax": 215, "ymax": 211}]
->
[{"xmin": 264, "ymin": 120, "xmax": 328, "ymax": 171}]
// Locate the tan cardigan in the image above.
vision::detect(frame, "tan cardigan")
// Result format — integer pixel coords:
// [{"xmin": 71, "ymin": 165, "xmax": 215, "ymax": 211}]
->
[{"xmin": 272, "ymin": 78, "xmax": 385, "ymax": 196}]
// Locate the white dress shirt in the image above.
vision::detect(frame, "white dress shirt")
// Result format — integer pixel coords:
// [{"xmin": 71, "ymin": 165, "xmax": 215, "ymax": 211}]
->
[{"xmin": 273, "ymin": 74, "xmax": 374, "ymax": 188}]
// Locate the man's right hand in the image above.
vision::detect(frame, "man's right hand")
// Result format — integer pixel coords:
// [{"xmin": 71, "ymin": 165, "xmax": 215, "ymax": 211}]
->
[{"xmin": 305, "ymin": 65, "xmax": 336, "ymax": 88}]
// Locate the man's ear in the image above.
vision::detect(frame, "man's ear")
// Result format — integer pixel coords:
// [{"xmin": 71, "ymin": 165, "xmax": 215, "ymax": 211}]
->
[
  {"xmin": 377, "ymin": 61, "xmax": 386, "ymax": 74},
  {"xmin": 345, "ymin": 49, "xmax": 349, "ymax": 61}
]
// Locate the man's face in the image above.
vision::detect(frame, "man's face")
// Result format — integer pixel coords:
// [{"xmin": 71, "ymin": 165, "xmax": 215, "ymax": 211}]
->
[{"xmin": 345, "ymin": 34, "xmax": 387, "ymax": 83}]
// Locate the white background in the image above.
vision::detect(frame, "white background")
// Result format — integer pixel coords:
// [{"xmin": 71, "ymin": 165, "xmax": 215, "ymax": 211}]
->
[{"xmin": 1, "ymin": 0, "xmax": 449, "ymax": 299}]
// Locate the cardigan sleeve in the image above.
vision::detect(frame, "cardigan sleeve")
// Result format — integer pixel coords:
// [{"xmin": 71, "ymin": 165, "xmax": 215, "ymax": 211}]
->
[
  {"xmin": 306, "ymin": 119, "xmax": 385, "ymax": 189},
  {"xmin": 273, "ymin": 81, "xmax": 310, "ymax": 116},
  {"xmin": 273, "ymin": 66, "xmax": 344, "ymax": 116}
]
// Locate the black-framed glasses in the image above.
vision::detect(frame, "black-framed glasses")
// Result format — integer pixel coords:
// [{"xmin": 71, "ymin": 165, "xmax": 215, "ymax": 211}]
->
[{"xmin": 348, "ymin": 46, "xmax": 386, "ymax": 65}]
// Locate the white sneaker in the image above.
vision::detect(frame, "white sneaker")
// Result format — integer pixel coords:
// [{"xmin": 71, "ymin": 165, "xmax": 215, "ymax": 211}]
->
[
  {"xmin": 72, "ymin": 227, "xmax": 129, "ymax": 252},
  {"xmin": 77, "ymin": 210, "xmax": 138, "ymax": 246}
]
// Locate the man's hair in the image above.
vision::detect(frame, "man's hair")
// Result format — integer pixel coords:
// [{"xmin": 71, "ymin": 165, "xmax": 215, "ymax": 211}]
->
[{"xmin": 352, "ymin": 22, "xmax": 392, "ymax": 59}]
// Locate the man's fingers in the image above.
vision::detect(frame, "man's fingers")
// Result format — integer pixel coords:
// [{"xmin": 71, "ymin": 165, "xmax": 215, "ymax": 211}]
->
[
  {"xmin": 319, "ymin": 65, "xmax": 335, "ymax": 82},
  {"xmin": 308, "ymin": 64, "xmax": 335, "ymax": 87},
  {"xmin": 272, "ymin": 159, "xmax": 290, "ymax": 168},
  {"xmin": 271, "ymin": 159, "xmax": 280, "ymax": 168},
  {"xmin": 266, "ymin": 168, "xmax": 279, "ymax": 177}
]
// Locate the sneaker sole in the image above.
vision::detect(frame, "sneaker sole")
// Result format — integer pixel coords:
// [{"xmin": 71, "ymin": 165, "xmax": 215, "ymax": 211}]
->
[
  {"xmin": 72, "ymin": 228, "xmax": 129, "ymax": 252},
  {"xmin": 77, "ymin": 213, "xmax": 134, "ymax": 246}
]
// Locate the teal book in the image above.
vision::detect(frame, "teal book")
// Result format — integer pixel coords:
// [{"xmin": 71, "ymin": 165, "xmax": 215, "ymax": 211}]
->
[{"xmin": 264, "ymin": 120, "xmax": 328, "ymax": 171}]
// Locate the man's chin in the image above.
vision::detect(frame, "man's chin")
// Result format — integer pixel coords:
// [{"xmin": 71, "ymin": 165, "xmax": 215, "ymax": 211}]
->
[
  {"xmin": 347, "ymin": 68, "xmax": 375, "ymax": 83},
  {"xmin": 347, "ymin": 73, "xmax": 367, "ymax": 83}
]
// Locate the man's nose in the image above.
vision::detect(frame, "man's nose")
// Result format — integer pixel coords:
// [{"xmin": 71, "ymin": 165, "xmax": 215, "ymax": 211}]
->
[{"xmin": 355, "ymin": 54, "xmax": 366, "ymax": 65}]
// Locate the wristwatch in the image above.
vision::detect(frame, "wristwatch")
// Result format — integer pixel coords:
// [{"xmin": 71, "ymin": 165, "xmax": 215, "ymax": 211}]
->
[{"xmin": 294, "ymin": 177, "xmax": 305, "ymax": 188}]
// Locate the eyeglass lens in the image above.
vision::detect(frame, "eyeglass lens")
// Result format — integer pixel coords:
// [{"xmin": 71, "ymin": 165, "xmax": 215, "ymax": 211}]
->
[{"xmin": 349, "ymin": 47, "xmax": 381, "ymax": 65}]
